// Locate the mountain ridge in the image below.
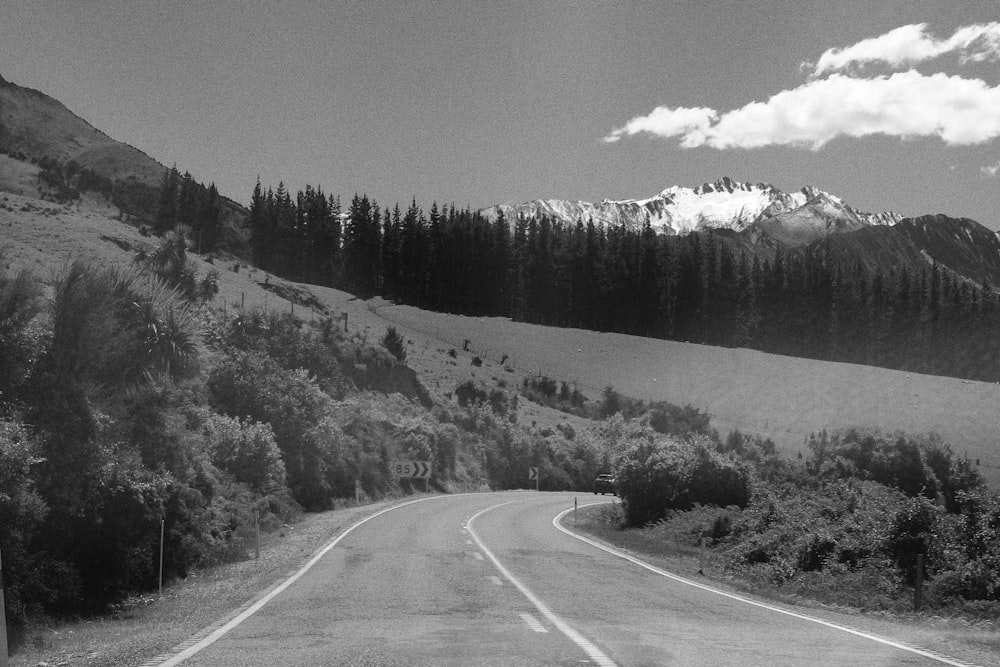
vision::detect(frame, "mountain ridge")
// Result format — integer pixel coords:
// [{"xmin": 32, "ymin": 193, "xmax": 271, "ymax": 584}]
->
[
  {"xmin": 481, "ymin": 177, "xmax": 1000, "ymax": 288},
  {"xmin": 481, "ymin": 176, "xmax": 903, "ymax": 240}
]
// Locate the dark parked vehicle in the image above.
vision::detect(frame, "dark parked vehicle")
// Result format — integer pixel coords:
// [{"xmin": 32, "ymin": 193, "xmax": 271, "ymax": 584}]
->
[{"xmin": 594, "ymin": 473, "xmax": 616, "ymax": 495}]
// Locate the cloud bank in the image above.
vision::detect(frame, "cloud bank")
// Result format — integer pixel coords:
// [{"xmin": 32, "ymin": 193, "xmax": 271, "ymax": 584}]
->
[
  {"xmin": 604, "ymin": 71, "xmax": 1000, "ymax": 149},
  {"xmin": 808, "ymin": 22, "xmax": 1000, "ymax": 76},
  {"xmin": 605, "ymin": 22, "xmax": 1000, "ymax": 151}
]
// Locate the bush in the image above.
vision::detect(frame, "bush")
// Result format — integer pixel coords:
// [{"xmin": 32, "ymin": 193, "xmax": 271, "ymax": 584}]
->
[
  {"xmin": 616, "ymin": 435, "xmax": 751, "ymax": 527},
  {"xmin": 208, "ymin": 351, "xmax": 335, "ymax": 510},
  {"xmin": 0, "ymin": 419, "xmax": 47, "ymax": 628},
  {"xmin": 380, "ymin": 326, "xmax": 407, "ymax": 363},
  {"xmin": 203, "ymin": 413, "xmax": 286, "ymax": 494}
]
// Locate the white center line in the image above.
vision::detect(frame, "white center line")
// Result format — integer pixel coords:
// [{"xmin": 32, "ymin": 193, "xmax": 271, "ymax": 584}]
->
[{"xmin": 467, "ymin": 502, "xmax": 617, "ymax": 667}]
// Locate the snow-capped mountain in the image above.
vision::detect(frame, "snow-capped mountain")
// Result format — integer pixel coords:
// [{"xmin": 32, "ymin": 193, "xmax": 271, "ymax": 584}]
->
[{"xmin": 481, "ymin": 177, "xmax": 902, "ymax": 246}]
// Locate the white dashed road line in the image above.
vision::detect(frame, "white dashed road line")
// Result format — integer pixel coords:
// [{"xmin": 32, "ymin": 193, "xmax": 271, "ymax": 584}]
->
[
  {"xmin": 466, "ymin": 502, "xmax": 618, "ymax": 667},
  {"xmin": 520, "ymin": 612, "xmax": 548, "ymax": 633}
]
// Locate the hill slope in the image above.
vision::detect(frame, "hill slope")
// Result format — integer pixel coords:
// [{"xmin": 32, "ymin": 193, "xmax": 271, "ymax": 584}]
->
[
  {"xmin": 5, "ymin": 189, "xmax": 999, "ymax": 484},
  {"xmin": 0, "ymin": 73, "xmax": 165, "ymax": 187}
]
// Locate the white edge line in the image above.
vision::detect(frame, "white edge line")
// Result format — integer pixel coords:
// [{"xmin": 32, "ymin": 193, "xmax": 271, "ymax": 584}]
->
[
  {"xmin": 156, "ymin": 495, "xmax": 450, "ymax": 666},
  {"xmin": 554, "ymin": 504, "xmax": 977, "ymax": 667},
  {"xmin": 467, "ymin": 502, "xmax": 618, "ymax": 667}
]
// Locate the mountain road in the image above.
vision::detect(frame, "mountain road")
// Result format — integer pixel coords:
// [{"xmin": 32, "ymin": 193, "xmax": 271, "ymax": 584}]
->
[{"xmin": 162, "ymin": 492, "xmax": 983, "ymax": 666}]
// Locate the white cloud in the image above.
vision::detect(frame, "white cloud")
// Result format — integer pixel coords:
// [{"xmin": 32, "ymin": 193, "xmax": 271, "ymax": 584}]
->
[
  {"xmin": 604, "ymin": 71, "xmax": 1000, "ymax": 150},
  {"xmin": 808, "ymin": 22, "xmax": 1000, "ymax": 76},
  {"xmin": 982, "ymin": 162, "xmax": 1000, "ymax": 177},
  {"xmin": 603, "ymin": 106, "xmax": 716, "ymax": 145}
]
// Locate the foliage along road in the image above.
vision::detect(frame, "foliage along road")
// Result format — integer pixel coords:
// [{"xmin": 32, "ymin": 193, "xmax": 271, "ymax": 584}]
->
[{"xmin": 152, "ymin": 492, "xmax": 985, "ymax": 666}]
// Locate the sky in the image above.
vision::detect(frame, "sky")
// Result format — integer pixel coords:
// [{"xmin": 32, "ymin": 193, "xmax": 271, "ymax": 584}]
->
[{"xmin": 1, "ymin": 1, "xmax": 998, "ymax": 229}]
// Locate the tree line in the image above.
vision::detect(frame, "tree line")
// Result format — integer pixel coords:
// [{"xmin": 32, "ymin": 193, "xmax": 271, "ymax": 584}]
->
[
  {"xmin": 155, "ymin": 165, "xmax": 223, "ymax": 252},
  {"xmin": 246, "ymin": 180, "xmax": 1000, "ymax": 382}
]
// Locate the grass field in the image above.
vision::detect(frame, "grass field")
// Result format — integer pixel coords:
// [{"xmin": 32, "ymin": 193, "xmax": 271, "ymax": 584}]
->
[
  {"xmin": 4, "ymin": 188, "xmax": 999, "ymax": 483},
  {"xmin": 362, "ymin": 302, "xmax": 1000, "ymax": 484}
]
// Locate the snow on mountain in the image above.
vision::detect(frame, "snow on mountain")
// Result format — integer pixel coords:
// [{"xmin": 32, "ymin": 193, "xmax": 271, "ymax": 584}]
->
[{"xmin": 481, "ymin": 177, "xmax": 901, "ymax": 244}]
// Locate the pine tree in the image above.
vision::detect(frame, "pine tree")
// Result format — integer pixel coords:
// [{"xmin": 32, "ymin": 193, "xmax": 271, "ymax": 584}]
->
[
  {"xmin": 198, "ymin": 183, "xmax": 221, "ymax": 253},
  {"xmin": 155, "ymin": 166, "xmax": 180, "ymax": 233}
]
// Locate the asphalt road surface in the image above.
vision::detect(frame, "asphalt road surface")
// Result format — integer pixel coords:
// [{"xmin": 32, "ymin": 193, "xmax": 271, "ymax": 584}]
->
[{"xmin": 166, "ymin": 491, "xmax": 980, "ymax": 666}]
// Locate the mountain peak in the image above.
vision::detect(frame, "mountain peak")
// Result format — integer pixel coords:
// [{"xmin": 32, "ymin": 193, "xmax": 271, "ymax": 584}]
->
[
  {"xmin": 481, "ymin": 178, "xmax": 903, "ymax": 244},
  {"xmin": 692, "ymin": 176, "xmax": 772, "ymax": 196}
]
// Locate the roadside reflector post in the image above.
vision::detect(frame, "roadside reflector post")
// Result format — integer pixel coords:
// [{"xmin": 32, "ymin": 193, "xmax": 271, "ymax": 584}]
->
[
  {"xmin": 574, "ymin": 497, "xmax": 578, "ymax": 524},
  {"xmin": 914, "ymin": 554, "xmax": 924, "ymax": 611},
  {"xmin": 159, "ymin": 519, "xmax": 165, "ymax": 597},
  {"xmin": 254, "ymin": 509, "xmax": 260, "ymax": 560},
  {"xmin": 1, "ymin": 545, "xmax": 9, "ymax": 667},
  {"xmin": 698, "ymin": 535, "xmax": 707, "ymax": 575}
]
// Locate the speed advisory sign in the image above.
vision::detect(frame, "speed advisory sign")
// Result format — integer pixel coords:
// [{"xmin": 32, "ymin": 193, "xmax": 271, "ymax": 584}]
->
[{"xmin": 392, "ymin": 460, "xmax": 431, "ymax": 478}]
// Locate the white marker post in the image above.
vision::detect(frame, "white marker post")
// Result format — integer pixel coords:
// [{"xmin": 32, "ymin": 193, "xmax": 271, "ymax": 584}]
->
[
  {"xmin": 254, "ymin": 509, "xmax": 260, "ymax": 560},
  {"xmin": 698, "ymin": 535, "xmax": 706, "ymax": 575},
  {"xmin": 159, "ymin": 519, "xmax": 165, "ymax": 597},
  {"xmin": 1, "ymin": 546, "xmax": 8, "ymax": 667}
]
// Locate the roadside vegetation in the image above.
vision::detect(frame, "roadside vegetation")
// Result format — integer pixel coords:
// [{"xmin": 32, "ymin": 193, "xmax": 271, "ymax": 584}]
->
[
  {"xmin": 579, "ymin": 418, "xmax": 1000, "ymax": 620},
  {"xmin": 0, "ymin": 240, "xmax": 614, "ymax": 651}
]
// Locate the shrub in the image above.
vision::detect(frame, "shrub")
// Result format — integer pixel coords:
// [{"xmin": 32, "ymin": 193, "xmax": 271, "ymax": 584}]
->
[
  {"xmin": 0, "ymin": 261, "xmax": 43, "ymax": 396},
  {"xmin": 0, "ymin": 419, "xmax": 47, "ymax": 628},
  {"xmin": 648, "ymin": 403, "xmax": 713, "ymax": 438},
  {"xmin": 886, "ymin": 495, "xmax": 941, "ymax": 585},
  {"xmin": 203, "ymin": 413, "xmax": 286, "ymax": 494},
  {"xmin": 380, "ymin": 326, "xmax": 407, "ymax": 363},
  {"xmin": 208, "ymin": 351, "xmax": 334, "ymax": 510},
  {"xmin": 616, "ymin": 434, "xmax": 751, "ymax": 527}
]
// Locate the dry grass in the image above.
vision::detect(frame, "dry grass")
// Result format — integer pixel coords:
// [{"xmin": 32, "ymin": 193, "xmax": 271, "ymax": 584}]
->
[
  {"xmin": 8, "ymin": 498, "xmax": 414, "ymax": 667},
  {"xmin": 357, "ymin": 301, "xmax": 1000, "ymax": 485}
]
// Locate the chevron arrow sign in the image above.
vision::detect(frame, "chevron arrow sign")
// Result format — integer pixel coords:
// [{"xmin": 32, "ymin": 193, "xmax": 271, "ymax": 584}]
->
[{"xmin": 393, "ymin": 460, "xmax": 432, "ymax": 478}]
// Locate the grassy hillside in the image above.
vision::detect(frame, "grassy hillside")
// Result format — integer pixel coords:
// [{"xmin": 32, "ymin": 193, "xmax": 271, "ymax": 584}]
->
[
  {"xmin": 360, "ymin": 303, "xmax": 1000, "ymax": 482},
  {"xmin": 4, "ymin": 188, "xmax": 998, "ymax": 484},
  {"xmin": 0, "ymin": 75, "xmax": 165, "ymax": 189}
]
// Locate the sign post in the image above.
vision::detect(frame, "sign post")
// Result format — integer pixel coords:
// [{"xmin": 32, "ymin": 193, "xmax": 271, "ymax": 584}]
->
[
  {"xmin": 528, "ymin": 467, "xmax": 539, "ymax": 491},
  {"xmin": 1, "ymin": 546, "xmax": 8, "ymax": 667}
]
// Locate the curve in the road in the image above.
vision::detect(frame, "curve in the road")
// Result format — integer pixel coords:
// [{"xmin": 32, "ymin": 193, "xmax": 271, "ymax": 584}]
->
[
  {"xmin": 465, "ymin": 501, "xmax": 618, "ymax": 667},
  {"xmin": 149, "ymin": 495, "xmax": 449, "ymax": 667},
  {"xmin": 555, "ymin": 504, "xmax": 980, "ymax": 667}
]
